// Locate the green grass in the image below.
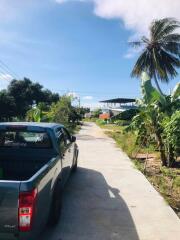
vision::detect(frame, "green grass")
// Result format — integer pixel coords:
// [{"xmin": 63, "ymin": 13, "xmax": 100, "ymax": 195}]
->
[
  {"xmin": 133, "ymin": 159, "xmax": 144, "ymax": 172},
  {"xmin": 83, "ymin": 118, "xmax": 98, "ymax": 122}
]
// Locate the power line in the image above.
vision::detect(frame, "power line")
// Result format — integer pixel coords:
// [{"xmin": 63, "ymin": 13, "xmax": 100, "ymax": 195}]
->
[
  {"xmin": 0, "ymin": 58, "xmax": 20, "ymax": 80},
  {"xmin": 0, "ymin": 68, "xmax": 14, "ymax": 81}
]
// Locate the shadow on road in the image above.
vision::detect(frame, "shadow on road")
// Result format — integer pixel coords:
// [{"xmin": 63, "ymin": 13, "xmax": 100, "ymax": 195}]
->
[{"xmin": 42, "ymin": 167, "xmax": 140, "ymax": 240}]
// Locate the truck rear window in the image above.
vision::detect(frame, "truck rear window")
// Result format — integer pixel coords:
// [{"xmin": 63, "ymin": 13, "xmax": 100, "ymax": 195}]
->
[{"xmin": 0, "ymin": 130, "xmax": 52, "ymax": 148}]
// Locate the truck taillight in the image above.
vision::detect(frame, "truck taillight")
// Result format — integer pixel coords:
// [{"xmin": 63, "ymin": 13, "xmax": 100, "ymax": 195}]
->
[{"xmin": 18, "ymin": 189, "xmax": 37, "ymax": 232}]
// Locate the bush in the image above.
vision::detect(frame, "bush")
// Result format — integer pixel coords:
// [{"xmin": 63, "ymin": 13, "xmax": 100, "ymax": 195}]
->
[
  {"xmin": 112, "ymin": 109, "xmax": 139, "ymax": 122},
  {"xmin": 96, "ymin": 119, "xmax": 107, "ymax": 125},
  {"xmin": 114, "ymin": 120, "xmax": 131, "ymax": 126}
]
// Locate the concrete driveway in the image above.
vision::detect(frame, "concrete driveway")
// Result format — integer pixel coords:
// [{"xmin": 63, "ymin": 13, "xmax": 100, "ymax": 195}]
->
[{"xmin": 42, "ymin": 122, "xmax": 180, "ymax": 240}]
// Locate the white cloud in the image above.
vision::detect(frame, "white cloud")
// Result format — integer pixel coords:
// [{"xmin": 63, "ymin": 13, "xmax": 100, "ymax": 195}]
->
[
  {"xmin": 55, "ymin": 0, "xmax": 180, "ymax": 35},
  {"xmin": 66, "ymin": 91, "xmax": 79, "ymax": 98},
  {"xmin": 83, "ymin": 95, "xmax": 93, "ymax": 100},
  {"xmin": 0, "ymin": 74, "xmax": 13, "ymax": 90}
]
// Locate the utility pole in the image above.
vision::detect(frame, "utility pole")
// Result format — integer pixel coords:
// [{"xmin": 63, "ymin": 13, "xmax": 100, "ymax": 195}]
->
[{"xmin": 78, "ymin": 96, "xmax": 81, "ymax": 109}]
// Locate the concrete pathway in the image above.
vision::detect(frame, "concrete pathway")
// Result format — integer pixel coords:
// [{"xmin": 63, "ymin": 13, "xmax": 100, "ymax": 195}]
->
[{"xmin": 43, "ymin": 122, "xmax": 180, "ymax": 240}]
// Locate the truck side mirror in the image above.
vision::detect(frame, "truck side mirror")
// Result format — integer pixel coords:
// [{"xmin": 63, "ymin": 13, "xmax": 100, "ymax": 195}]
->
[{"xmin": 71, "ymin": 136, "xmax": 76, "ymax": 142}]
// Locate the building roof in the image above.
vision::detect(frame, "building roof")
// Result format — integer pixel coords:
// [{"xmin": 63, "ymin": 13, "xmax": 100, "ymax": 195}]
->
[{"xmin": 100, "ymin": 98, "xmax": 136, "ymax": 104}]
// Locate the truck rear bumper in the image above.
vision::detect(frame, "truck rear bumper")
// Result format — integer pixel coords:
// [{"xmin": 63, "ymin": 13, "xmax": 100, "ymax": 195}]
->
[
  {"xmin": 0, "ymin": 233, "xmax": 18, "ymax": 240},
  {"xmin": 0, "ymin": 232, "xmax": 36, "ymax": 240}
]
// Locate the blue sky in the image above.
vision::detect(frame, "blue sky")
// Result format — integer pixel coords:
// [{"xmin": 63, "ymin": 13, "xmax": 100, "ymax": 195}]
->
[{"xmin": 0, "ymin": 0, "xmax": 179, "ymax": 108}]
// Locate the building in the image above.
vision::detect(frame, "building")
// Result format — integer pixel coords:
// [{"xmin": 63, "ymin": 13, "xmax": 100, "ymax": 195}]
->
[{"xmin": 99, "ymin": 98, "xmax": 137, "ymax": 118}]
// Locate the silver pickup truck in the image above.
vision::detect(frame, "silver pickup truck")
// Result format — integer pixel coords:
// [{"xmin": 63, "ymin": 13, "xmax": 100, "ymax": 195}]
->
[{"xmin": 0, "ymin": 122, "xmax": 78, "ymax": 240}]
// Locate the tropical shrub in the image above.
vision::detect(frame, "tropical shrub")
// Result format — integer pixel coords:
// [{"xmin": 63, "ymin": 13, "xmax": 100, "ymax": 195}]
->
[{"xmin": 129, "ymin": 72, "xmax": 180, "ymax": 167}]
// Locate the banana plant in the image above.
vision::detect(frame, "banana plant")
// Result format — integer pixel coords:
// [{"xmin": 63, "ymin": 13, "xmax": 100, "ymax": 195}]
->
[
  {"xmin": 131, "ymin": 72, "xmax": 180, "ymax": 167},
  {"xmin": 26, "ymin": 107, "xmax": 41, "ymax": 122}
]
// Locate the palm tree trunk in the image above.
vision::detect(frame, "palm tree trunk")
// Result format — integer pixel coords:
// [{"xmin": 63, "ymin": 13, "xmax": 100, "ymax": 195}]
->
[{"xmin": 154, "ymin": 74, "xmax": 163, "ymax": 95}]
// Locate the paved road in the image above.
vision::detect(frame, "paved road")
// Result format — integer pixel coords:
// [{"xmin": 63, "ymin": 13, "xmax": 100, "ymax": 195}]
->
[{"xmin": 43, "ymin": 122, "xmax": 180, "ymax": 240}]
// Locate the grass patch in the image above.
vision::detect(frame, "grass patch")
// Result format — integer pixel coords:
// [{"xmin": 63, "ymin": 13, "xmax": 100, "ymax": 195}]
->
[{"xmin": 133, "ymin": 159, "xmax": 144, "ymax": 172}]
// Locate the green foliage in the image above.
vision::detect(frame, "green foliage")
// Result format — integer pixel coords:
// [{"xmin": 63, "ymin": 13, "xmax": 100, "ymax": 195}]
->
[
  {"xmin": 163, "ymin": 111, "xmax": 180, "ymax": 156},
  {"xmin": 112, "ymin": 109, "xmax": 139, "ymax": 122},
  {"xmin": 114, "ymin": 120, "xmax": 131, "ymax": 126},
  {"xmin": 133, "ymin": 160, "xmax": 144, "ymax": 172},
  {"xmin": 26, "ymin": 107, "xmax": 41, "ymax": 122},
  {"xmin": 96, "ymin": 119, "xmax": 107, "ymax": 125},
  {"xmin": 0, "ymin": 90, "xmax": 16, "ymax": 121},
  {"xmin": 106, "ymin": 129, "xmax": 138, "ymax": 158},
  {"xmin": 46, "ymin": 96, "xmax": 82, "ymax": 132},
  {"xmin": 173, "ymin": 176, "xmax": 180, "ymax": 188},
  {"xmin": 129, "ymin": 72, "xmax": 180, "ymax": 167},
  {"xmin": 91, "ymin": 109, "xmax": 102, "ymax": 118},
  {"xmin": 172, "ymin": 83, "xmax": 180, "ymax": 100},
  {"xmin": 0, "ymin": 78, "xmax": 59, "ymax": 120},
  {"xmin": 131, "ymin": 18, "xmax": 180, "ymax": 93}
]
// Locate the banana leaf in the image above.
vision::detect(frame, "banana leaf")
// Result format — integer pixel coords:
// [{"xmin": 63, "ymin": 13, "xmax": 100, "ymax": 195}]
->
[
  {"xmin": 171, "ymin": 82, "xmax": 180, "ymax": 100},
  {"xmin": 141, "ymin": 72, "xmax": 166, "ymax": 105}
]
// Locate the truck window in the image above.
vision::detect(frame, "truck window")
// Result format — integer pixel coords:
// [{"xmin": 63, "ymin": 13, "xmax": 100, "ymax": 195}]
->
[
  {"xmin": 0, "ymin": 131, "xmax": 52, "ymax": 148},
  {"xmin": 55, "ymin": 128, "xmax": 66, "ymax": 152}
]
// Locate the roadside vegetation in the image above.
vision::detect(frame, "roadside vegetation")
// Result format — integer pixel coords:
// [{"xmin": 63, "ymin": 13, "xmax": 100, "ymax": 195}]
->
[
  {"xmin": 0, "ymin": 78, "xmax": 89, "ymax": 133},
  {"xmin": 89, "ymin": 17, "xmax": 180, "ymax": 216}
]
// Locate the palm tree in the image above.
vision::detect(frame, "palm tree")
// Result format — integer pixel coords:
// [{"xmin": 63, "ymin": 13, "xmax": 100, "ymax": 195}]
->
[{"xmin": 131, "ymin": 18, "xmax": 180, "ymax": 94}]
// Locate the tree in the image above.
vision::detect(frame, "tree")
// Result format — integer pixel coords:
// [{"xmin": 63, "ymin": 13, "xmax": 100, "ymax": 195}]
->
[
  {"xmin": 131, "ymin": 18, "xmax": 180, "ymax": 94},
  {"xmin": 7, "ymin": 78, "xmax": 59, "ymax": 119},
  {"xmin": 0, "ymin": 90, "xmax": 16, "ymax": 121},
  {"xmin": 47, "ymin": 96, "xmax": 74, "ymax": 127},
  {"xmin": 91, "ymin": 109, "xmax": 102, "ymax": 118}
]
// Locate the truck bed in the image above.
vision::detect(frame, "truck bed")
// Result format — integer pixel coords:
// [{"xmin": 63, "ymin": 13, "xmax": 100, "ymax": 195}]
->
[{"xmin": 0, "ymin": 148, "xmax": 56, "ymax": 181}]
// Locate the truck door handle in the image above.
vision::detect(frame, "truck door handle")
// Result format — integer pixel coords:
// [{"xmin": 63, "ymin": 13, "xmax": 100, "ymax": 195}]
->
[{"xmin": 68, "ymin": 149, "xmax": 71, "ymax": 153}]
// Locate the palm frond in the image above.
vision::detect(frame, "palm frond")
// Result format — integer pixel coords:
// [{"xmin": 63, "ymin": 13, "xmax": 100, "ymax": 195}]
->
[
  {"xmin": 150, "ymin": 18, "xmax": 180, "ymax": 40},
  {"xmin": 153, "ymin": 49, "xmax": 179, "ymax": 82},
  {"xmin": 129, "ymin": 41, "xmax": 143, "ymax": 48},
  {"xmin": 131, "ymin": 50, "xmax": 152, "ymax": 77},
  {"xmin": 131, "ymin": 17, "xmax": 180, "ymax": 88},
  {"xmin": 159, "ymin": 19, "xmax": 179, "ymax": 38},
  {"xmin": 162, "ymin": 42, "xmax": 180, "ymax": 57},
  {"xmin": 141, "ymin": 36, "xmax": 150, "ymax": 44},
  {"xmin": 160, "ymin": 33, "xmax": 180, "ymax": 43}
]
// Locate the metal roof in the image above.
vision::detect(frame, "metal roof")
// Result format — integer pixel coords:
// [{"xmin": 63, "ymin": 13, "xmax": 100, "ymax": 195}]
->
[{"xmin": 100, "ymin": 98, "xmax": 136, "ymax": 104}]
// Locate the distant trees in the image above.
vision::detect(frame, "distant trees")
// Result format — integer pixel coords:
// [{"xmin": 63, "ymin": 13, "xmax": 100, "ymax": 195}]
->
[
  {"xmin": 0, "ymin": 90, "xmax": 16, "ymax": 121},
  {"xmin": 0, "ymin": 78, "xmax": 59, "ymax": 121}
]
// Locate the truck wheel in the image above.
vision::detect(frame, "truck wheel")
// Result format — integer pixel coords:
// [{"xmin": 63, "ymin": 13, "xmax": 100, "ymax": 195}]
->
[
  {"xmin": 72, "ymin": 151, "xmax": 78, "ymax": 173},
  {"xmin": 48, "ymin": 182, "xmax": 62, "ymax": 226}
]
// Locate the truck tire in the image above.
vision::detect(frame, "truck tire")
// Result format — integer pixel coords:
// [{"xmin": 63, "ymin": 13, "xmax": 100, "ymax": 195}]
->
[{"xmin": 48, "ymin": 181, "xmax": 62, "ymax": 226}]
